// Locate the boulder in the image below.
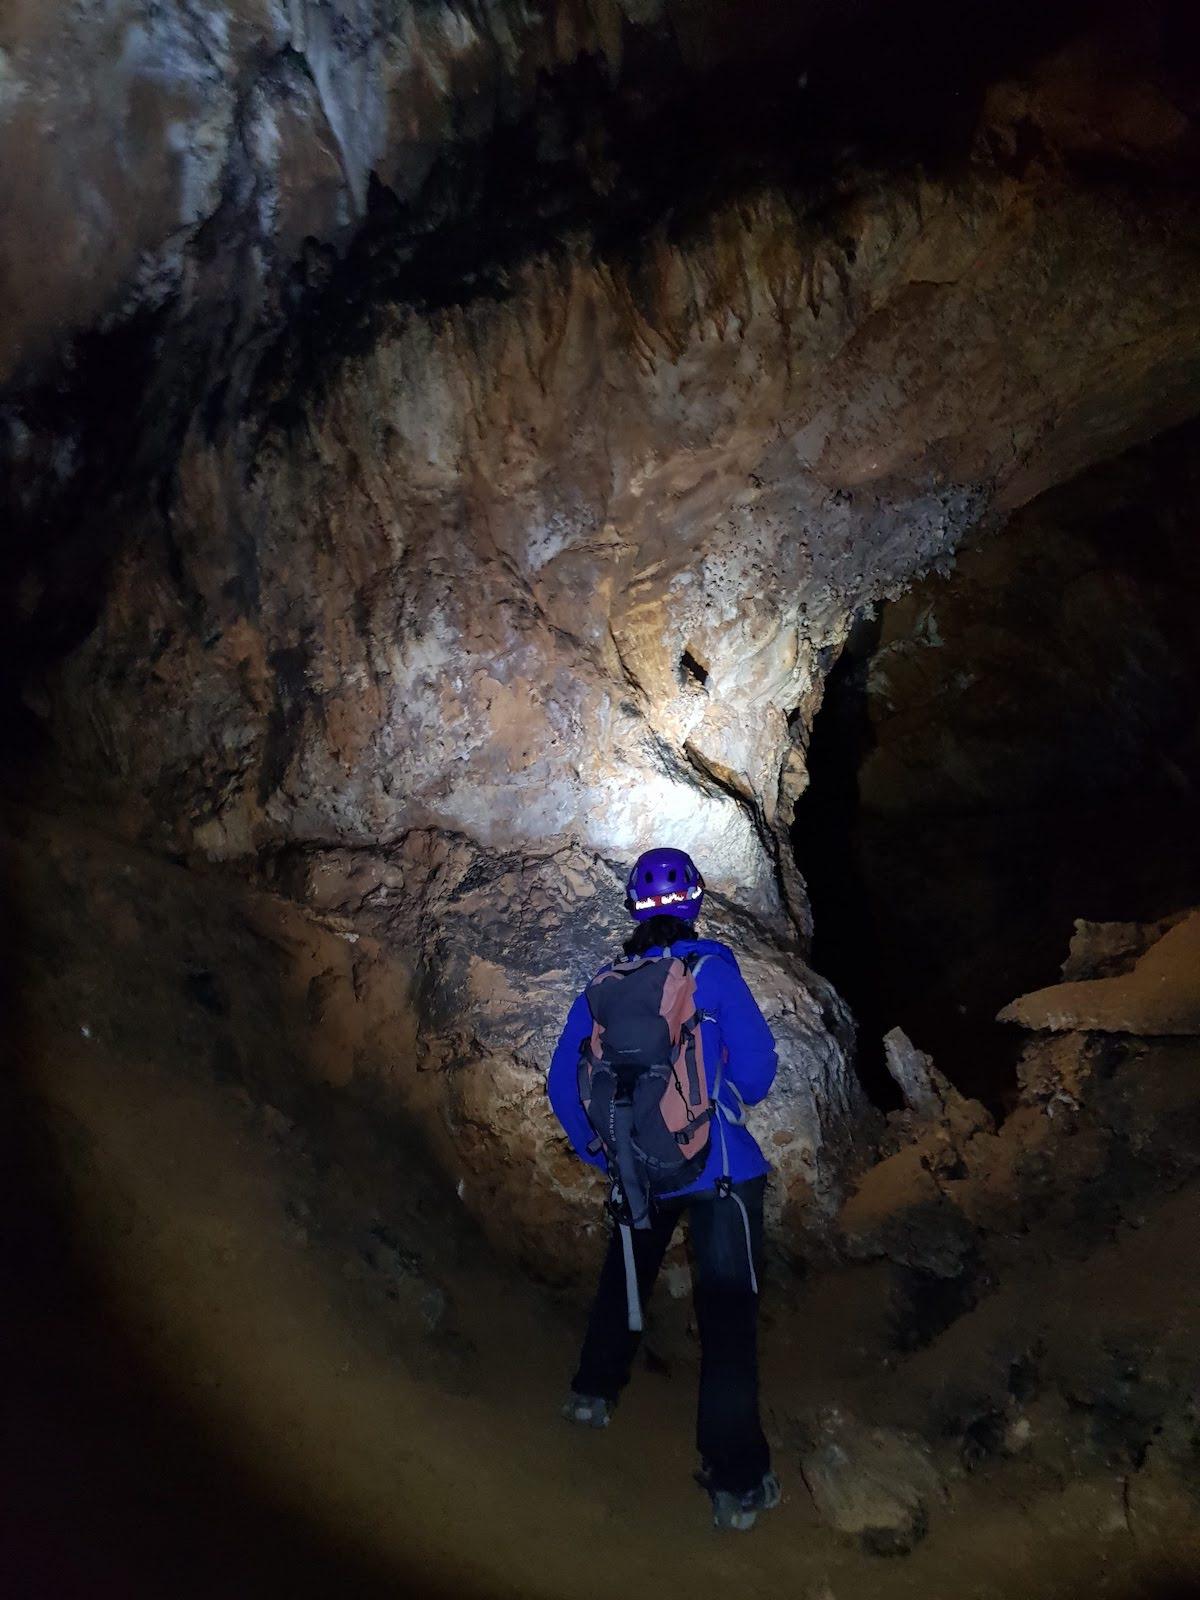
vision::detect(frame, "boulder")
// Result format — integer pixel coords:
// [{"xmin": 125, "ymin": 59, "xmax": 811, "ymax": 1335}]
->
[{"xmin": 798, "ymin": 1406, "xmax": 944, "ymax": 1555}]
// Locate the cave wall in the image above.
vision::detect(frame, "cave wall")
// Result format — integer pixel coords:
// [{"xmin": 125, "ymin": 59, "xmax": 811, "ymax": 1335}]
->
[
  {"xmin": 42, "ymin": 165, "xmax": 1200, "ymax": 895},
  {"xmin": 5, "ymin": 3, "xmax": 1200, "ymax": 1267},
  {"xmin": 9, "ymin": 4, "xmax": 1200, "ymax": 909}
]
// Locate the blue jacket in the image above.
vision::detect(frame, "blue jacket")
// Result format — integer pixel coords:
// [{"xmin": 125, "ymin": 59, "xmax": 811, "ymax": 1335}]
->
[{"xmin": 546, "ymin": 938, "xmax": 778, "ymax": 1198}]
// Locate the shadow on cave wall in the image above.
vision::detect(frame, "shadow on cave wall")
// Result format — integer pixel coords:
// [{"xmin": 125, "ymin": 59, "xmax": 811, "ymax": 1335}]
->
[{"xmin": 794, "ymin": 419, "xmax": 1200, "ymax": 1114}]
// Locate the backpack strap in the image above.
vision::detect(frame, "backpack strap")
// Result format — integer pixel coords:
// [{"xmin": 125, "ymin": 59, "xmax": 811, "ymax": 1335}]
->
[
  {"xmin": 612, "ymin": 1101, "xmax": 652, "ymax": 1230},
  {"xmin": 618, "ymin": 1217, "xmax": 644, "ymax": 1332}
]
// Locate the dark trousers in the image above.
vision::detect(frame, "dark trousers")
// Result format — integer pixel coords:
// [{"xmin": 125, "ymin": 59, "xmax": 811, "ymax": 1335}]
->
[{"xmin": 572, "ymin": 1175, "xmax": 769, "ymax": 1495}]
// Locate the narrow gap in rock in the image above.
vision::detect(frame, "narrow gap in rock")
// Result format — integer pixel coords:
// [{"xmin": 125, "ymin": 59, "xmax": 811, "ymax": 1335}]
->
[{"xmin": 679, "ymin": 648, "xmax": 710, "ymax": 689}]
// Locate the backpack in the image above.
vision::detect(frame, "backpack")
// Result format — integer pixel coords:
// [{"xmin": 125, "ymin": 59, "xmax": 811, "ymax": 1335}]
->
[{"xmin": 576, "ymin": 949, "xmax": 715, "ymax": 1231}]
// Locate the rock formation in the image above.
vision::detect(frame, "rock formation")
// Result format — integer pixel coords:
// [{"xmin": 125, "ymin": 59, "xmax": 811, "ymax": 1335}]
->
[
  {"xmin": 797, "ymin": 1407, "xmax": 944, "ymax": 1555},
  {"xmin": 999, "ymin": 911, "xmax": 1200, "ymax": 1035},
  {"xmin": 822, "ymin": 912, "xmax": 1200, "ymax": 1525},
  {"xmin": 4, "ymin": 3, "xmax": 1200, "ymax": 1272},
  {"xmin": 6, "ymin": 5, "xmax": 1200, "ymax": 1588}
]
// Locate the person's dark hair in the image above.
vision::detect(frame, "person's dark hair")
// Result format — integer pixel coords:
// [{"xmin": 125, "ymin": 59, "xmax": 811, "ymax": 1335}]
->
[{"xmin": 623, "ymin": 913, "xmax": 699, "ymax": 957}]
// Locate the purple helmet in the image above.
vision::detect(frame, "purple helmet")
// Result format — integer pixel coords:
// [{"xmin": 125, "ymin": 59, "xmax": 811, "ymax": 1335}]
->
[{"xmin": 625, "ymin": 847, "xmax": 705, "ymax": 922}]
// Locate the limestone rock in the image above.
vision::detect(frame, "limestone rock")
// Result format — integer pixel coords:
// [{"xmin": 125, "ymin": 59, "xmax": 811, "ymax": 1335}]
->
[
  {"xmin": 1060, "ymin": 912, "xmax": 1190, "ymax": 982},
  {"xmin": 271, "ymin": 828, "xmax": 870, "ymax": 1269},
  {"xmin": 5, "ymin": 7, "xmax": 1200, "ymax": 1281},
  {"xmin": 842, "ymin": 1032, "xmax": 991, "ymax": 1283},
  {"xmin": 798, "ymin": 1407, "xmax": 943, "ymax": 1555},
  {"xmin": 40, "ymin": 156, "xmax": 1200, "ymax": 915},
  {"xmin": 999, "ymin": 910, "xmax": 1200, "ymax": 1035},
  {"xmin": 882, "ymin": 1026, "xmax": 993, "ymax": 1142},
  {"xmin": 0, "ymin": 0, "xmax": 678, "ymax": 383}
]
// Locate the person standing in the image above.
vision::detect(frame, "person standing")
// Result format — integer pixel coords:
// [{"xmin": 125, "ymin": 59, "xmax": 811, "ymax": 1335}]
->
[{"xmin": 547, "ymin": 846, "xmax": 781, "ymax": 1531}]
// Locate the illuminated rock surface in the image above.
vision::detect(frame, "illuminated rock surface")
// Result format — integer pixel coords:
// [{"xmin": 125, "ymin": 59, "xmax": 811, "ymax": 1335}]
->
[
  {"xmin": 4, "ymin": 7, "xmax": 1200, "ymax": 1590},
  {"xmin": 4, "ymin": 0, "xmax": 1200, "ymax": 1266}
]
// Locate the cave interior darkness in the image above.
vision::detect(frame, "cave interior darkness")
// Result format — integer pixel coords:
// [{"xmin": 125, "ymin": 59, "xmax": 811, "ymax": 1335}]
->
[
  {"xmin": 4, "ymin": 1, "xmax": 1200, "ymax": 1597},
  {"xmin": 795, "ymin": 418, "xmax": 1200, "ymax": 1113}
]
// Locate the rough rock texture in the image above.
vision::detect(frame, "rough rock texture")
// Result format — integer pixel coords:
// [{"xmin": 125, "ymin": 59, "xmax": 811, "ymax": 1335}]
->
[
  {"xmin": 882, "ymin": 1027, "xmax": 991, "ymax": 1139},
  {"xmin": 0, "ymin": 0, "xmax": 683, "ymax": 383},
  {"xmin": 4, "ymin": 6, "xmax": 1200, "ymax": 1260},
  {"xmin": 40, "ymin": 165, "xmax": 1200, "ymax": 894},
  {"xmin": 840, "ymin": 1032, "xmax": 993, "ymax": 1281},
  {"xmin": 797, "ymin": 1406, "xmax": 944, "ymax": 1555},
  {"xmin": 840, "ymin": 1139, "xmax": 980, "ymax": 1285},
  {"xmin": 21, "ymin": 136, "xmax": 1196, "ymax": 1236},
  {"xmin": 1059, "ymin": 913, "xmax": 1190, "ymax": 983},
  {"xmin": 5, "ymin": 808, "xmax": 859, "ymax": 1275},
  {"xmin": 829, "ymin": 915, "xmax": 1200, "ymax": 1483},
  {"xmin": 999, "ymin": 909, "xmax": 1200, "ymax": 1035},
  {"xmin": 271, "ymin": 826, "xmax": 865, "ymax": 1260},
  {"xmin": 4, "ymin": 9, "xmax": 1197, "ymax": 892},
  {"xmin": 10, "ymin": 2, "xmax": 1194, "ymax": 392},
  {"xmin": 17, "ymin": 805, "xmax": 1200, "ymax": 1598}
]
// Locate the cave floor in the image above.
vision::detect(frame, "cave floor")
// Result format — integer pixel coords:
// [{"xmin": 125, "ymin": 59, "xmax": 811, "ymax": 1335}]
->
[{"xmin": 5, "ymin": 813, "xmax": 1200, "ymax": 1600}]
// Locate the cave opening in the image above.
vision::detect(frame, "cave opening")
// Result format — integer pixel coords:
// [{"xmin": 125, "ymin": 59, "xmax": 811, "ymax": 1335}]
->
[{"xmin": 794, "ymin": 419, "xmax": 1200, "ymax": 1115}]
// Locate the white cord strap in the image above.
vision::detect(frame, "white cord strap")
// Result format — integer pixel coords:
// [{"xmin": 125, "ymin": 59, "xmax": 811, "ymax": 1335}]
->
[
  {"xmin": 727, "ymin": 1189, "xmax": 760, "ymax": 1295},
  {"xmin": 619, "ymin": 1221, "xmax": 644, "ymax": 1332}
]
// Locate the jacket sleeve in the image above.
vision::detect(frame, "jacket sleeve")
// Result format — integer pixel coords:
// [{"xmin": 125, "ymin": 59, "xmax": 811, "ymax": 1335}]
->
[
  {"xmin": 547, "ymin": 989, "xmax": 606, "ymax": 1168},
  {"xmin": 712, "ymin": 954, "xmax": 778, "ymax": 1107}
]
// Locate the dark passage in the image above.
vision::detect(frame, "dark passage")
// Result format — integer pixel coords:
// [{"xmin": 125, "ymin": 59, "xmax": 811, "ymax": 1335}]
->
[
  {"xmin": 791, "ymin": 615, "xmax": 896, "ymax": 1109},
  {"xmin": 794, "ymin": 421, "xmax": 1200, "ymax": 1113}
]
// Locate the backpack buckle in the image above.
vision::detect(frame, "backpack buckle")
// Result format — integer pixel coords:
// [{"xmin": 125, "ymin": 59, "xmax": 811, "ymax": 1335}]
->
[
  {"xmin": 606, "ymin": 1182, "xmax": 633, "ymax": 1224},
  {"xmin": 715, "ymin": 1176, "xmax": 734, "ymax": 1200}
]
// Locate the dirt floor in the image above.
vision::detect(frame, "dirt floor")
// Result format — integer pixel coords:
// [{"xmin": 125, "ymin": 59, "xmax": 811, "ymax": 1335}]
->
[{"xmin": 5, "ymin": 812, "xmax": 1200, "ymax": 1600}]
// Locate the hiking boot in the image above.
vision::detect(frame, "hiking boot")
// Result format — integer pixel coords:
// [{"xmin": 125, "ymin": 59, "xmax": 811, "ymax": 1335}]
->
[
  {"xmin": 561, "ymin": 1392, "xmax": 614, "ymax": 1428},
  {"xmin": 706, "ymin": 1470, "xmax": 782, "ymax": 1532}
]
